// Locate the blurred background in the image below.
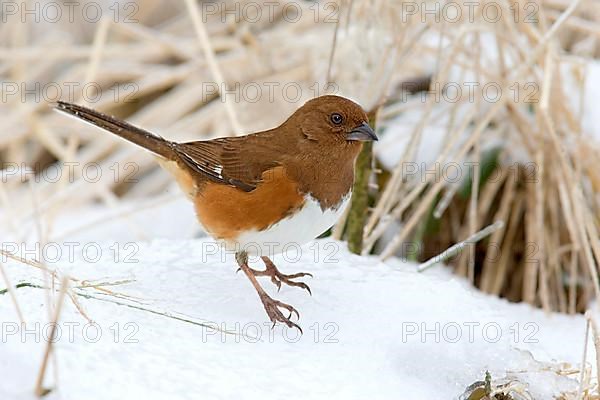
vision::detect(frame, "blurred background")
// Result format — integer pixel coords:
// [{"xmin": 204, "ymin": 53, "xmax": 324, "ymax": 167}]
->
[{"xmin": 3, "ymin": 0, "xmax": 600, "ymax": 316}]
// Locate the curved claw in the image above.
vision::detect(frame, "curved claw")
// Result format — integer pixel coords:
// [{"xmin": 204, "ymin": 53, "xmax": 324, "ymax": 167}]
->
[
  {"xmin": 291, "ymin": 308, "xmax": 300, "ymax": 320},
  {"xmin": 270, "ymin": 276, "xmax": 282, "ymax": 292},
  {"xmin": 270, "ymin": 271, "xmax": 313, "ymax": 294},
  {"xmin": 284, "ymin": 280, "xmax": 312, "ymax": 295},
  {"xmin": 275, "ymin": 319, "xmax": 302, "ymax": 334},
  {"xmin": 301, "ymin": 284, "xmax": 312, "ymax": 296},
  {"xmin": 277, "ymin": 301, "xmax": 300, "ymax": 320},
  {"xmin": 286, "ymin": 272, "xmax": 313, "ymax": 279},
  {"xmin": 292, "ymin": 324, "xmax": 303, "ymax": 335},
  {"xmin": 257, "ymin": 257, "xmax": 313, "ymax": 294},
  {"xmin": 260, "ymin": 295, "xmax": 302, "ymax": 333},
  {"xmin": 280, "ymin": 318, "xmax": 302, "ymax": 334}
]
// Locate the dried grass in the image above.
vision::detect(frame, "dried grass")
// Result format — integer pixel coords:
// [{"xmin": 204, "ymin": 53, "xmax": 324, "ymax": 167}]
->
[
  {"xmin": 3, "ymin": 0, "xmax": 600, "ymax": 396},
  {"xmin": 358, "ymin": 0, "xmax": 600, "ymax": 318}
]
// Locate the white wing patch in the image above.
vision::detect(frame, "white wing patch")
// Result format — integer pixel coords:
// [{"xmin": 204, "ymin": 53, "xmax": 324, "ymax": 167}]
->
[{"xmin": 212, "ymin": 165, "xmax": 223, "ymax": 178}]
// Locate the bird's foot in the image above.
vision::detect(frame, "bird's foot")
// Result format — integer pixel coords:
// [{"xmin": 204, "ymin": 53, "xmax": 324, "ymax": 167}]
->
[
  {"xmin": 236, "ymin": 251, "xmax": 303, "ymax": 333},
  {"xmin": 243, "ymin": 256, "xmax": 312, "ymax": 294},
  {"xmin": 236, "ymin": 256, "xmax": 312, "ymax": 293},
  {"xmin": 259, "ymin": 291, "xmax": 302, "ymax": 333}
]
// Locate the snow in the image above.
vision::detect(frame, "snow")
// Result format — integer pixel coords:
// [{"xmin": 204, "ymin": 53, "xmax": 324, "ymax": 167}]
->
[
  {"xmin": 0, "ymin": 225, "xmax": 591, "ymax": 399},
  {"xmin": 563, "ymin": 59, "xmax": 600, "ymax": 142}
]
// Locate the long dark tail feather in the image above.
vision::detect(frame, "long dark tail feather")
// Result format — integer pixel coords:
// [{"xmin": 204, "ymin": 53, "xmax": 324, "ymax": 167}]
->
[{"xmin": 55, "ymin": 101, "xmax": 177, "ymax": 160}]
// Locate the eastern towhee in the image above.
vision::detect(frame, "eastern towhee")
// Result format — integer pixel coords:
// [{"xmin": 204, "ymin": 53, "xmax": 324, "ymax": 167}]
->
[{"xmin": 56, "ymin": 95, "xmax": 377, "ymax": 331}]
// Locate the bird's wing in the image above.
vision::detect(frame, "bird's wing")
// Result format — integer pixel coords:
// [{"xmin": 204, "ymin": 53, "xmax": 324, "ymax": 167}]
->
[{"xmin": 173, "ymin": 133, "xmax": 284, "ymax": 192}]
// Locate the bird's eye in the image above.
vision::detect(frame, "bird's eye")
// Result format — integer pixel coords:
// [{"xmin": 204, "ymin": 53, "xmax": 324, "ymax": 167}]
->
[{"xmin": 330, "ymin": 113, "xmax": 344, "ymax": 125}]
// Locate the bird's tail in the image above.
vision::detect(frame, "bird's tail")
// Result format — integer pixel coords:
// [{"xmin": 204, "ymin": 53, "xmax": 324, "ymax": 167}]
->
[{"xmin": 55, "ymin": 101, "xmax": 177, "ymax": 161}]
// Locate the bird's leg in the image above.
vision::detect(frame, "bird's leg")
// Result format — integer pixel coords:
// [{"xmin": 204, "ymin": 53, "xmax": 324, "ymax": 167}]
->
[
  {"xmin": 235, "ymin": 251, "xmax": 302, "ymax": 332},
  {"xmin": 239, "ymin": 256, "xmax": 312, "ymax": 294}
]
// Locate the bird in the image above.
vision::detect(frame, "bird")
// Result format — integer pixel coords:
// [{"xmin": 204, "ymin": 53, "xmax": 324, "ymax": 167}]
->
[{"xmin": 55, "ymin": 95, "xmax": 377, "ymax": 331}]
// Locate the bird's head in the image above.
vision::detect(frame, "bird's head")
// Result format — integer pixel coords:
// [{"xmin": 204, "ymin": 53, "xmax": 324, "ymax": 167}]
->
[{"xmin": 288, "ymin": 95, "xmax": 378, "ymax": 145}]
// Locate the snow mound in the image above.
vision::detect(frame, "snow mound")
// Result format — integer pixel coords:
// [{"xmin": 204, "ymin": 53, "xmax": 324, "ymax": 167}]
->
[{"xmin": 0, "ymin": 239, "xmax": 588, "ymax": 399}]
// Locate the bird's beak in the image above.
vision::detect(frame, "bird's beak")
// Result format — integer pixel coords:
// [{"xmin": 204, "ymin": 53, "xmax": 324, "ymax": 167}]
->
[{"xmin": 347, "ymin": 122, "xmax": 378, "ymax": 142}]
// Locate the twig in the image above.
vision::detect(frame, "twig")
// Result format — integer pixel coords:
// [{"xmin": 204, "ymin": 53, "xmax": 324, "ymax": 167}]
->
[
  {"xmin": 578, "ymin": 318, "xmax": 590, "ymax": 400},
  {"xmin": 34, "ymin": 275, "xmax": 69, "ymax": 397},
  {"xmin": 75, "ymin": 290, "xmax": 243, "ymax": 338},
  {"xmin": 325, "ymin": 2, "xmax": 342, "ymax": 84},
  {"xmin": 183, "ymin": 0, "xmax": 243, "ymax": 135},
  {"xmin": 418, "ymin": 221, "xmax": 505, "ymax": 273},
  {"xmin": 346, "ymin": 108, "xmax": 378, "ymax": 253},
  {"xmin": 585, "ymin": 311, "xmax": 600, "ymax": 397}
]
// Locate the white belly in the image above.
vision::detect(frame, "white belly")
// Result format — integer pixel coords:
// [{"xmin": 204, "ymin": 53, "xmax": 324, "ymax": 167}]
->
[{"xmin": 225, "ymin": 194, "xmax": 351, "ymax": 256}]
